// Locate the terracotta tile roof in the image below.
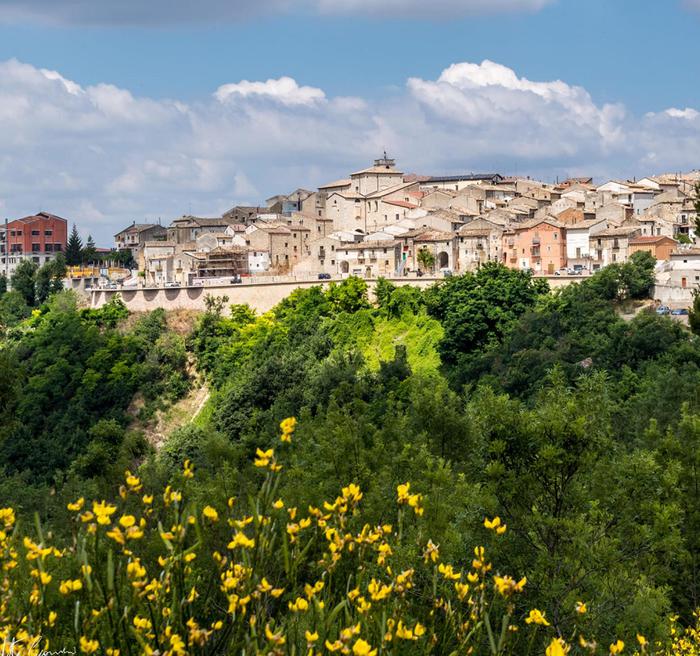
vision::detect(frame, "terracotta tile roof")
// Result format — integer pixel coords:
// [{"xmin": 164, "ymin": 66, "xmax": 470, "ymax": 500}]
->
[
  {"xmin": 414, "ymin": 230, "xmax": 455, "ymax": 242},
  {"xmin": 341, "ymin": 240, "xmax": 399, "ymax": 250},
  {"xmin": 318, "ymin": 178, "xmax": 351, "ymax": 189},
  {"xmin": 597, "ymin": 226, "xmax": 641, "ymax": 237},
  {"xmin": 629, "ymin": 235, "xmax": 677, "ymax": 244},
  {"xmin": 384, "ymin": 199, "xmax": 418, "ymax": 209}
]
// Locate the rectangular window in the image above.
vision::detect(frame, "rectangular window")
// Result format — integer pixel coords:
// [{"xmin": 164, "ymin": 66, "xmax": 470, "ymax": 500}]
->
[
  {"xmin": 54, "ymin": 244, "xmax": 62, "ymax": 251},
  {"xmin": 45, "ymin": 244, "xmax": 53, "ymax": 252},
  {"xmin": 44, "ymin": 230, "xmax": 52, "ymax": 236},
  {"xmin": 31, "ymin": 230, "xmax": 40, "ymax": 236}
]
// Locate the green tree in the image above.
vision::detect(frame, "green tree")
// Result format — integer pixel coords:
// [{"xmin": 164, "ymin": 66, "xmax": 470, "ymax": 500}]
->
[
  {"xmin": 689, "ymin": 289, "xmax": 700, "ymax": 336},
  {"xmin": 65, "ymin": 223, "xmax": 83, "ymax": 266},
  {"xmin": 326, "ymin": 277, "xmax": 370, "ymax": 314},
  {"xmin": 35, "ymin": 254, "xmax": 67, "ymax": 304},
  {"xmin": 623, "ymin": 250, "xmax": 656, "ymax": 299},
  {"xmin": 417, "ymin": 247, "xmax": 436, "ymax": 273},
  {"xmin": 82, "ymin": 235, "xmax": 97, "ymax": 264},
  {"xmin": 0, "ymin": 290, "xmax": 30, "ymax": 329},
  {"xmin": 0, "ymin": 274, "xmax": 6, "ymax": 297},
  {"xmin": 10, "ymin": 259, "xmax": 37, "ymax": 306},
  {"xmin": 425, "ymin": 263, "xmax": 548, "ymax": 367}
]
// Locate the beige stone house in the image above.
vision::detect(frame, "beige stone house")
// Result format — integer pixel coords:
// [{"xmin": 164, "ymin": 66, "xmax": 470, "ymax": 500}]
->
[
  {"xmin": 456, "ymin": 219, "xmax": 503, "ymax": 272},
  {"xmin": 336, "ymin": 240, "xmax": 401, "ymax": 277},
  {"xmin": 589, "ymin": 225, "xmax": 642, "ymax": 269}
]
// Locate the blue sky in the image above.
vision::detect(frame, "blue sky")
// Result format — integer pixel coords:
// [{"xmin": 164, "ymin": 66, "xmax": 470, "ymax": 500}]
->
[
  {"xmin": 0, "ymin": 0, "xmax": 698, "ymax": 243},
  {"xmin": 0, "ymin": 0, "xmax": 697, "ymax": 111}
]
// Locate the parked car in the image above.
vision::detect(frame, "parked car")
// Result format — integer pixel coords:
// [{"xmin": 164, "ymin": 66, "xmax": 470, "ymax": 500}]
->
[
  {"xmin": 441, "ymin": 269, "xmax": 453, "ymax": 278},
  {"xmin": 230, "ymin": 275, "xmax": 242, "ymax": 284},
  {"xmin": 656, "ymin": 305, "xmax": 671, "ymax": 315},
  {"xmin": 566, "ymin": 268, "xmax": 581, "ymax": 276},
  {"xmin": 164, "ymin": 281, "xmax": 180, "ymax": 288},
  {"xmin": 317, "ymin": 273, "xmax": 331, "ymax": 280},
  {"xmin": 671, "ymin": 308, "xmax": 689, "ymax": 316}
]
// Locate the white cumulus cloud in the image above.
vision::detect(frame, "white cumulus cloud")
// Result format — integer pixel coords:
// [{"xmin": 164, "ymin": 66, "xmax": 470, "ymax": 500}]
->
[
  {"xmin": 215, "ymin": 76, "xmax": 326, "ymax": 107},
  {"xmin": 0, "ymin": 58, "xmax": 699, "ymax": 244}
]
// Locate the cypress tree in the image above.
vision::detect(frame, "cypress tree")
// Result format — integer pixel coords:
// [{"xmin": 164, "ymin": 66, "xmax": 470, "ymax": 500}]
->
[{"xmin": 66, "ymin": 224, "xmax": 83, "ymax": 266}]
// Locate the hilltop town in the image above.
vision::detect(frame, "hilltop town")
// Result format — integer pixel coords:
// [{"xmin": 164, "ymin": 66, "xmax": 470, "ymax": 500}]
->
[{"xmin": 3, "ymin": 156, "xmax": 700, "ymax": 304}]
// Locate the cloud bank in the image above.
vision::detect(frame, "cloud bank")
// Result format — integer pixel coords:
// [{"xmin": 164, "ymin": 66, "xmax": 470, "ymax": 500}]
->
[
  {"xmin": 0, "ymin": 0, "xmax": 554, "ymax": 25},
  {"xmin": 0, "ymin": 57, "xmax": 698, "ymax": 243}
]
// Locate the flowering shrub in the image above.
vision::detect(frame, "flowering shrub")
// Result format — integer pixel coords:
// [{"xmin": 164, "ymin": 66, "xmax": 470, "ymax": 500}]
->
[{"xmin": 0, "ymin": 419, "xmax": 689, "ymax": 655}]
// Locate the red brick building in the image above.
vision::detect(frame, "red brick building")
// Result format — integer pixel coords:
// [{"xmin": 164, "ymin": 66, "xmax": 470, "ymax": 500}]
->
[{"xmin": 1, "ymin": 212, "xmax": 69, "ymax": 277}]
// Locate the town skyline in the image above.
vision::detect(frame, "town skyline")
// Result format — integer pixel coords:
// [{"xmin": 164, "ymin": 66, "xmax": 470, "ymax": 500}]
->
[{"xmin": 1, "ymin": 1, "xmax": 700, "ymax": 243}]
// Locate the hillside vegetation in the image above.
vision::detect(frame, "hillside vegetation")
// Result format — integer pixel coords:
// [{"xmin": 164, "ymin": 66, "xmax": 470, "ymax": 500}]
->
[{"xmin": 2, "ymin": 254, "xmax": 700, "ymax": 653}]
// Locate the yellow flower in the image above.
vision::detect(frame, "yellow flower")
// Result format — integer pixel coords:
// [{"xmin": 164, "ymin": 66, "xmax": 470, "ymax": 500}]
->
[
  {"xmin": 272, "ymin": 498, "xmax": 284, "ymax": 509},
  {"xmin": 47, "ymin": 611, "xmax": 58, "ymax": 627},
  {"xmin": 637, "ymin": 634, "xmax": 647, "ymax": 647},
  {"xmin": 203, "ymin": 506, "xmax": 219, "ymax": 522},
  {"xmin": 67, "ymin": 498, "xmax": 85, "ymax": 512},
  {"xmin": 254, "ymin": 447, "xmax": 274, "ymax": 468},
  {"xmin": 59, "ymin": 579, "xmax": 83, "ymax": 594},
  {"xmin": 575, "ymin": 601, "xmax": 587, "ymax": 615},
  {"xmin": 397, "ymin": 482, "xmax": 411, "ymax": 503},
  {"xmin": 438, "ymin": 563, "xmax": 461, "ymax": 580},
  {"xmin": 125, "ymin": 471, "xmax": 142, "ymax": 491},
  {"xmin": 127, "ymin": 560, "xmax": 146, "ymax": 579},
  {"xmin": 133, "ymin": 615, "xmax": 152, "ymax": 631},
  {"xmin": 305, "ymin": 630, "xmax": 319, "ymax": 643},
  {"xmin": 0, "ymin": 507, "xmax": 15, "ymax": 529},
  {"xmin": 609, "ymin": 639, "xmax": 624, "ymax": 655},
  {"xmin": 367, "ymin": 578, "xmax": 392, "ymax": 601},
  {"xmin": 396, "ymin": 621, "xmax": 417, "ymax": 640},
  {"xmin": 280, "ymin": 417, "xmax": 297, "ymax": 442},
  {"xmin": 264, "ymin": 624, "xmax": 285, "ymax": 646},
  {"xmin": 183, "ymin": 459, "xmax": 195, "ymax": 479},
  {"xmin": 92, "ymin": 500, "xmax": 117, "ymax": 525},
  {"xmin": 352, "ymin": 638, "xmax": 377, "ymax": 656},
  {"xmin": 525, "ymin": 609, "xmax": 550, "ymax": 626},
  {"xmin": 119, "ymin": 514, "xmax": 136, "ymax": 528},
  {"xmin": 546, "ymin": 638, "xmax": 569, "ymax": 656},
  {"xmin": 423, "ymin": 539, "xmax": 440, "ymax": 563},
  {"xmin": 355, "ymin": 596, "xmax": 372, "ymax": 613},
  {"xmin": 484, "ymin": 516, "xmax": 501, "ymax": 530},
  {"xmin": 31, "ymin": 569, "xmax": 52, "ymax": 585},
  {"xmin": 227, "ymin": 532, "xmax": 255, "ymax": 550},
  {"xmin": 258, "ymin": 578, "xmax": 273, "ymax": 593},
  {"xmin": 455, "ymin": 582, "xmax": 470, "ymax": 600},
  {"xmin": 493, "ymin": 575, "xmax": 526, "ymax": 597},
  {"xmin": 142, "ymin": 494, "xmax": 154, "ymax": 505},
  {"xmin": 106, "ymin": 527, "xmax": 125, "ymax": 545},
  {"xmin": 288, "ymin": 597, "xmax": 309, "ymax": 612},
  {"xmin": 80, "ymin": 637, "xmax": 99, "ymax": 654}
]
